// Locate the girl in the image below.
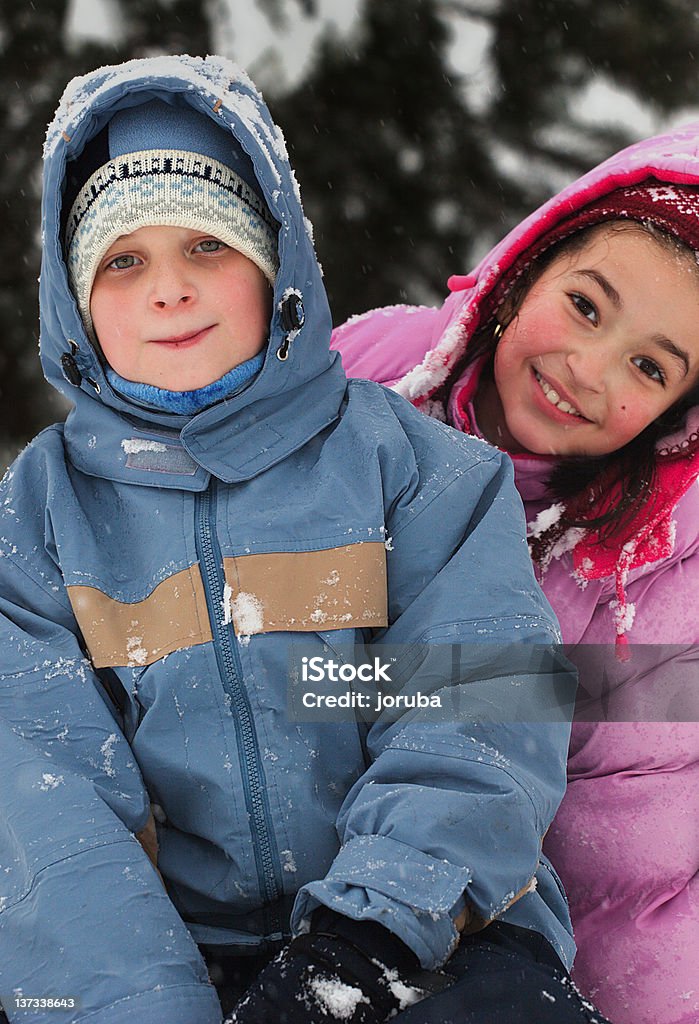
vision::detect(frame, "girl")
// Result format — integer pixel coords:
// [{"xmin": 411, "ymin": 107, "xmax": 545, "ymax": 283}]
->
[{"xmin": 332, "ymin": 126, "xmax": 699, "ymax": 1024}]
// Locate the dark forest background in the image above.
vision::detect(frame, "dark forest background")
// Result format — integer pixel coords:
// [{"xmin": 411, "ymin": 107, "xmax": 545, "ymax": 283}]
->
[{"xmin": 3, "ymin": 0, "xmax": 699, "ymax": 466}]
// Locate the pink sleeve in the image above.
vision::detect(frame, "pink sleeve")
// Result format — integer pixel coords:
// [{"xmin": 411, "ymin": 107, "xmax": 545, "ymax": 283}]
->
[{"xmin": 331, "ymin": 304, "xmax": 441, "ymax": 387}]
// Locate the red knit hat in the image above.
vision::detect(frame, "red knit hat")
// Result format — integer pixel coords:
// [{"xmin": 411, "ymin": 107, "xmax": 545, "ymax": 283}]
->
[
  {"xmin": 554, "ymin": 183, "xmax": 699, "ymax": 250},
  {"xmin": 483, "ymin": 182, "xmax": 699, "ymax": 329}
]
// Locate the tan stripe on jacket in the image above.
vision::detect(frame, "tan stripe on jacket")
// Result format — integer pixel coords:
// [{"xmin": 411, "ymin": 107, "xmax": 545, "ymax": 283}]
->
[{"xmin": 68, "ymin": 543, "xmax": 387, "ymax": 668}]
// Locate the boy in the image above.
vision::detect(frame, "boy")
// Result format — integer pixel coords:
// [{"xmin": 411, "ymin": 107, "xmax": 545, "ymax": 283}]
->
[{"xmin": 0, "ymin": 56, "xmax": 584, "ymax": 1024}]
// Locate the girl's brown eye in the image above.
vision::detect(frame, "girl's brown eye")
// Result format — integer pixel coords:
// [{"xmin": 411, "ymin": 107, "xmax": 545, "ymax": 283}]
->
[
  {"xmin": 632, "ymin": 356, "xmax": 666, "ymax": 386},
  {"xmin": 570, "ymin": 292, "xmax": 598, "ymax": 324}
]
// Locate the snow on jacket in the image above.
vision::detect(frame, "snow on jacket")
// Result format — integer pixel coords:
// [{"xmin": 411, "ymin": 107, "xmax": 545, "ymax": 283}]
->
[
  {"xmin": 0, "ymin": 56, "xmax": 575, "ymax": 1024},
  {"xmin": 332, "ymin": 124, "xmax": 699, "ymax": 1024}
]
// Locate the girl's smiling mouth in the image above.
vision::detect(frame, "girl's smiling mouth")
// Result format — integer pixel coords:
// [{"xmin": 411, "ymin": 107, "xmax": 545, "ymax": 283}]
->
[{"xmin": 532, "ymin": 368, "xmax": 588, "ymax": 421}]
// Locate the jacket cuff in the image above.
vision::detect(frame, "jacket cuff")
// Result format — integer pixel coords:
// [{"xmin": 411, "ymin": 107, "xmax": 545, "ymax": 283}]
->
[{"xmin": 291, "ymin": 834, "xmax": 472, "ymax": 970}]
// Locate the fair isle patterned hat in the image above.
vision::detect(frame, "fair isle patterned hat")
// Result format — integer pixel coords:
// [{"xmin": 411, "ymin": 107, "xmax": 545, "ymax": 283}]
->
[{"xmin": 64, "ymin": 99, "xmax": 279, "ymax": 336}]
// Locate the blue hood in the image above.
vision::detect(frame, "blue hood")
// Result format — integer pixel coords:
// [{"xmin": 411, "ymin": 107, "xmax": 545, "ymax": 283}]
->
[{"xmin": 40, "ymin": 54, "xmax": 346, "ymax": 485}]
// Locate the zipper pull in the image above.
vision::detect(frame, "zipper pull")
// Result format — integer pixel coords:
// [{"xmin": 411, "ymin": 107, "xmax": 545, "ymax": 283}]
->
[{"xmin": 277, "ymin": 289, "xmax": 305, "ymax": 361}]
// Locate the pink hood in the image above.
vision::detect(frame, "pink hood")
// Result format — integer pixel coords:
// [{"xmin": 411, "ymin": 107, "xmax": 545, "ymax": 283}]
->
[
  {"xmin": 391, "ymin": 122, "xmax": 699, "ymax": 406},
  {"xmin": 335, "ymin": 122, "xmax": 699, "ymax": 646}
]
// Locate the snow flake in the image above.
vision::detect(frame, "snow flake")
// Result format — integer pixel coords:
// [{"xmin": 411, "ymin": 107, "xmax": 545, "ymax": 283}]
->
[
  {"xmin": 100, "ymin": 733, "xmax": 118, "ymax": 777},
  {"xmin": 610, "ymin": 598, "xmax": 636, "ymax": 634},
  {"xmin": 222, "ymin": 582, "xmax": 234, "ymax": 626},
  {"xmin": 280, "ymin": 849, "xmax": 297, "ymax": 873},
  {"xmin": 37, "ymin": 773, "xmax": 64, "ymax": 791},
  {"xmin": 527, "ymin": 503, "xmax": 564, "ymax": 538},
  {"xmin": 379, "ymin": 966, "xmax": 425, "ymax": 1010},
  {"xmin": 126, "ymin": 634, "xmax": 147, "ymax": 667}
]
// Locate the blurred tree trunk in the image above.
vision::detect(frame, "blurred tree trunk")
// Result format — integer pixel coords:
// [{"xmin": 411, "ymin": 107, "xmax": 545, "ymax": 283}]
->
[
  {"xmin": 0, "ymin": 0, "xmax": 73, "ymax": 461},
  {"xmin": 273, "ymin": 0, "xmax": 507, "ymax": 322}
]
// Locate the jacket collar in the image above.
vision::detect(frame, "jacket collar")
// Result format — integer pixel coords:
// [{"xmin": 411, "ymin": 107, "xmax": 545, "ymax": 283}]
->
[{"xmin": 64, "ymin": 352, "xmax": 347, "ymax": 488}]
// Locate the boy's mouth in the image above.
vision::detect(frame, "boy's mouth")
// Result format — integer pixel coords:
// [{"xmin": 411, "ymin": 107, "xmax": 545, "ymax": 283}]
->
[
  {"xmin": 533, "ymin": 369, "xmax": 586, "ymax": 419},
  {"xmin": 150, "ymin": 325, "xmax": 215, "ymax": 347}
]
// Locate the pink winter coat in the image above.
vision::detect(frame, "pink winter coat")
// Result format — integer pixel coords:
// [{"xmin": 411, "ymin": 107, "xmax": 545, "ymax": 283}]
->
[{"xmin": 331, "ymin": 124, "xmax": 699, "ymax": 1024}]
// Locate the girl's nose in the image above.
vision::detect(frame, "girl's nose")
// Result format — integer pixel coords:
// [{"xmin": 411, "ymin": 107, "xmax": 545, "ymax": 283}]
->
[
  {"xmin": 149, "ymin": 261, "xmax": 197, "ymax": 309},
  {"xmin": 565, "ymin": 347, "xmax": 607, "ymax": 393}
]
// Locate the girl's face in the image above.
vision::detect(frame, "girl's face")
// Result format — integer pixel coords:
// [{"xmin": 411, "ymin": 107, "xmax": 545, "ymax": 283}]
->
[{"xmin": 479, "ymin": 226, "xmax": 699, "ymax": 457}]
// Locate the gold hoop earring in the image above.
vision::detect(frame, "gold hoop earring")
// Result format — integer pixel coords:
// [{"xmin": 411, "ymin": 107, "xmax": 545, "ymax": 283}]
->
[{"xmin": 492, "ymin": 320, "xmax": 504, "ymax": 342}]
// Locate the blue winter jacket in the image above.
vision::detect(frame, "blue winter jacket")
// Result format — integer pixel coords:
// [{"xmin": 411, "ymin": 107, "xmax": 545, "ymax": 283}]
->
[{"xmin": 0, "ymin": 56, "xmax": 574, "ymax": 1024}]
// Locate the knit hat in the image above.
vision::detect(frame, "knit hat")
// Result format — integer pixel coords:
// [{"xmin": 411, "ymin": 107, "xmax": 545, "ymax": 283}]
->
[
  {"xmin": 64, "ymin": 99, "xmax": 279, "ymax": 335},
  {"xmin": 482, "ymin": 183, "xmax": 699, "ymax": 329},
  {"xmin": 542, "ymin": 182, "xmax": 699, "ymax": 254}
]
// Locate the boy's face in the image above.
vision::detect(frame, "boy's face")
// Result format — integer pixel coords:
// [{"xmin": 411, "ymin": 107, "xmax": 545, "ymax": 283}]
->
[{"xmin": 90, "ymin": 225, "xmax": 272, "ymax": 391}]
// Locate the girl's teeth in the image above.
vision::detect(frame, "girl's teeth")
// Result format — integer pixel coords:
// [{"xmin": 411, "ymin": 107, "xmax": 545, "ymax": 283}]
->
[{"xmin": 535, "ymin": 371, "xmax": 582, "ymax": 417}]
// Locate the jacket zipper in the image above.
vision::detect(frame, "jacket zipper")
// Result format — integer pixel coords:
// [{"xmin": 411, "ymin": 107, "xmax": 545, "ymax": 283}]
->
[{"xmin": 194, "ymin": 480, "xmax": 283, "ymax": 938}]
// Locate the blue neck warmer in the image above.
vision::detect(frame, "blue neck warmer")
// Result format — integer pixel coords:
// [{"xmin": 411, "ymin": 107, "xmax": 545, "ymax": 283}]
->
[{"xmin": 106, "ymin": 352, "xmax": 265, "ymax": 415}]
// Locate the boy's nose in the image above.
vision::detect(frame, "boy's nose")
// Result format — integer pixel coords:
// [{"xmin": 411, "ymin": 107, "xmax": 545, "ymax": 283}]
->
[{"xmin": 149, "ymin": 263, "xmax": 198, "ymax": 309}]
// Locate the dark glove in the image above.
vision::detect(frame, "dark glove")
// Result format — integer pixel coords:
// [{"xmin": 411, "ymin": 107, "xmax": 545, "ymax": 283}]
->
[{"xmin": 226, "ymin": 908, "xmax": 454, "ymax": 1024}]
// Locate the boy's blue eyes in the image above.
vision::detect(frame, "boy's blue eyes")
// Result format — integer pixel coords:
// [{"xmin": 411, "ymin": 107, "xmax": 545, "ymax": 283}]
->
[
  {"xmin": 194, "ymin": 238, "xmax": 226, "ymax": 253},
  {"xmin": 105, "ymin": 239, "xmax": 227, "ymax": 270}
]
